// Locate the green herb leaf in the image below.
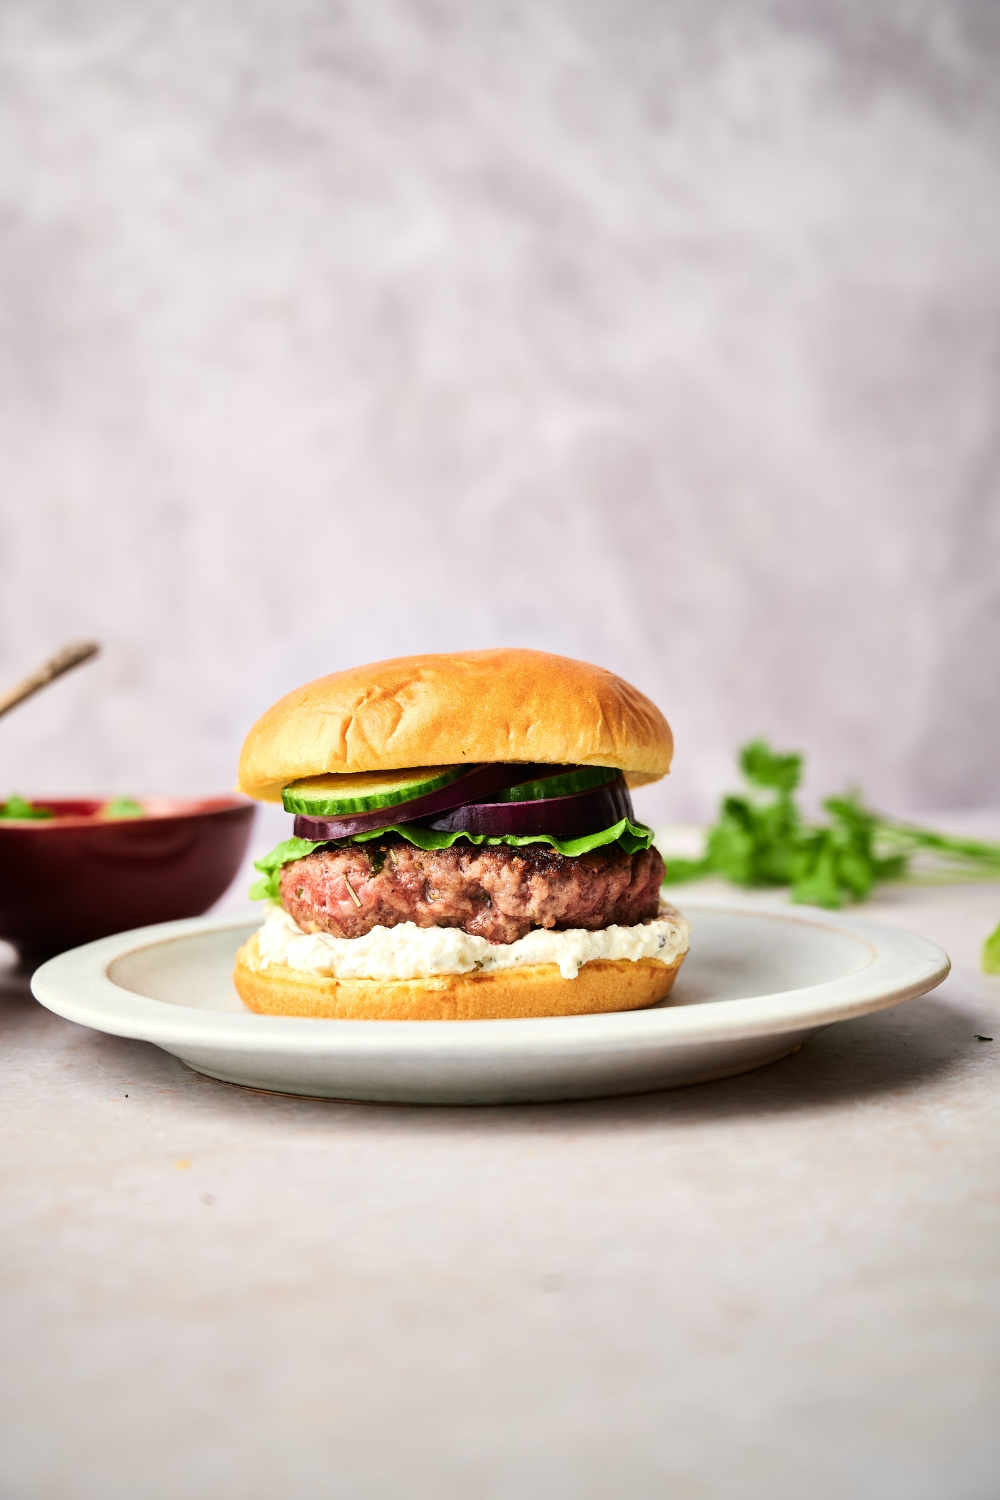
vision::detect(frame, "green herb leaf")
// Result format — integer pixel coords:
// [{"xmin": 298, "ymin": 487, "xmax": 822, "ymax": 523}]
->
[
  {"xmin": 983, "ymin": 921, "xmax": 1000, "ymax": 976},
  {"xmin": 103, "ymin": 797, "xmax": 144, "ymax": 819},
  {"xmin": 740, "ymin": 739, "xmax": 803, "ymax": 794},
  {"xmin": 0, "ymin": 793, "xmax": 53, "ymax": 821}
]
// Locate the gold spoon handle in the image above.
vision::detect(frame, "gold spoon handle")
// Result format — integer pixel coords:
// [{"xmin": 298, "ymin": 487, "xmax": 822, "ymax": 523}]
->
[{"xmin": 0, "ymin": 641, "xmax": 101, "ymax": 721}]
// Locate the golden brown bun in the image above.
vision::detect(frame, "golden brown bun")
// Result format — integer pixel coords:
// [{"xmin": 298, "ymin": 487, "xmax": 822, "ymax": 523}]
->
[
  {"xmin": 238, "ymin": 649, "xmax": 672, "ymax": 802},
  {"xmin": 233, "ymin": 935, "xmax": 684, "ymax": 1020}
]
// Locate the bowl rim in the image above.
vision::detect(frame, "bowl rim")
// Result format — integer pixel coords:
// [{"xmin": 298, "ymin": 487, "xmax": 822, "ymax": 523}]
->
[{"xmin": 0, "ymin": 794, "xmax": 254, "ymax": 829}]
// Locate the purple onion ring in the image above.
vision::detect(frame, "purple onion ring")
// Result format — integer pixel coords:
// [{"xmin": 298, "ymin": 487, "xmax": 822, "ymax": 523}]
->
[
  {"xmin": 291, "ymin": 763, "xmax": 566, "ymax": 842},
  {"xmin": 423, "ymin": 777, "xmax": 634, "ymax": 839}
]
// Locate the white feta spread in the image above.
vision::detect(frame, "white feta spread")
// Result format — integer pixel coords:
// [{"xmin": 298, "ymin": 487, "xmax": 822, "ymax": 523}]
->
[{"xmin": 254, "ymin": 902, "xmax": 691, "ymax": 982}]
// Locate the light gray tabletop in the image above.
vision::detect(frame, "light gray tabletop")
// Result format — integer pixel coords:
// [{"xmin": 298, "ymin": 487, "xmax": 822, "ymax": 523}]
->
[{"xmin": 3, "ymin": 877, "xmax": 999, "ymax": 1500}]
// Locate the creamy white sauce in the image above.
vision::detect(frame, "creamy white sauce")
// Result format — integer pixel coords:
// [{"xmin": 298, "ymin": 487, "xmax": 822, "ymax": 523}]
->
[{"xmin": 253, "ymin": 902, "xmax": 691, "ymax": 982}]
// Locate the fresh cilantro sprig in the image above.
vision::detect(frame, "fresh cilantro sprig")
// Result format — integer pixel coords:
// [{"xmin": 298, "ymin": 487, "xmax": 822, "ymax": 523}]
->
[{"xmin": 662, "ymin": 739, "xmax": 1000, "ymax": 917}]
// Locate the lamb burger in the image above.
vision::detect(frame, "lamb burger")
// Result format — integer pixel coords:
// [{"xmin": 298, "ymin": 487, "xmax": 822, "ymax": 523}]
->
[{"xmin": 234, "ymin": 648, "xmax": 689, "ymax": 1020}]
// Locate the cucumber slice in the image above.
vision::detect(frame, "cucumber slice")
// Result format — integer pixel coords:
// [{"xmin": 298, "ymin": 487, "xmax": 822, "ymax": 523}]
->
[
  {"xmin": 494, "ymin": 765, "xmax": 621, "ymax": 803},
  {"xmin": 282, "ymin": 765, "xmax": 468, "ymax": 817}
]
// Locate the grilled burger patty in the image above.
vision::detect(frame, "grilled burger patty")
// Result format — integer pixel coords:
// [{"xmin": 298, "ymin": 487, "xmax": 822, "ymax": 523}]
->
[{"xmin": 279, "ymin": 840, "xmax": 665, "ymax": 945}]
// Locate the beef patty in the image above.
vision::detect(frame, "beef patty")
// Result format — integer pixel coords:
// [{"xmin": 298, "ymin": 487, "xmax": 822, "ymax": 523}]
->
[{"xmin": 279, "ymin": 840, "xmax": 665, "ymax": 945}]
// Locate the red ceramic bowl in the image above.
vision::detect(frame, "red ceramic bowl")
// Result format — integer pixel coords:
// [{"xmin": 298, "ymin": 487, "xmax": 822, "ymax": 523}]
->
[{"xmin": 0, "ymin": 796, "xmax": 256, "ymax": 963}]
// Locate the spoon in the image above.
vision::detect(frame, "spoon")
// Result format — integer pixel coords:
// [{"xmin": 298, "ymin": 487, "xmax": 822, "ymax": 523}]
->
[{"xmin": 0, "ymin": 642, "xmax": 101, "ymax": 722}]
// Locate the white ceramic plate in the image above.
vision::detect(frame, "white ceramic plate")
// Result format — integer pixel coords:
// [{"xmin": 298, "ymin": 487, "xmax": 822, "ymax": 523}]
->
[{"xmin": 29, "ymin": 898, "xmax": 950, "ymax": 1104}]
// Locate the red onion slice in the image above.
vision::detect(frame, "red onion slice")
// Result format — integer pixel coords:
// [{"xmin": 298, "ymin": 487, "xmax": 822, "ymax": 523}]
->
[
  {"xmin": 424, "ymin": 777, "xmax": 635, "ymax": 839},
  {"xmin": 291, "ymin": 762, "xmax": 563, "ymax": 842}
]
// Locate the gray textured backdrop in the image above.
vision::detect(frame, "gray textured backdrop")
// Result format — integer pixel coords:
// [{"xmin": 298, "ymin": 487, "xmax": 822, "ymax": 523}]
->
[{"xmin": 1, "ymin": 0, "xmax": 998, "ymax": 825}]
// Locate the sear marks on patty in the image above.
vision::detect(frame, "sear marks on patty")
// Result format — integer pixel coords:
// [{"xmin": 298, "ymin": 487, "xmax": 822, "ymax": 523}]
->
[{"xmin": 279, "ymin": 840, "xmax": 665, "ymax": 945}]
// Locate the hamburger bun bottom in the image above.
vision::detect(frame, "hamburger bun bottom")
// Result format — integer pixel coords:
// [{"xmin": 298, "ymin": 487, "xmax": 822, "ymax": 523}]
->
[{"xmin": 233, "ymin": 934, "xmax": 684, "ymax": 1020}]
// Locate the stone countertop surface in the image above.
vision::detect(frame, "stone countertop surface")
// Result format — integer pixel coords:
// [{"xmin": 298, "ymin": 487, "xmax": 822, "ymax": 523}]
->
[{"xmin": 2, "ymin": 877, "xmax": 1000, "ymax": 1500}]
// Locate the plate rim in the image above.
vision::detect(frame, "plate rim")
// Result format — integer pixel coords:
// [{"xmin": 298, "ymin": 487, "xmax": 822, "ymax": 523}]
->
[{"xmin": 29, "ymin": 897, "xmax": 951, "ymax": 1056}]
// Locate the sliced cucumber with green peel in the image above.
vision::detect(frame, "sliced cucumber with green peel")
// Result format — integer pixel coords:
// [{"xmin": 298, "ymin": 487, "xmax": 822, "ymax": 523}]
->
[
  {"xmin": 282, "ymin": 765, "xmax": 467, "ymax": 817},
  {"xmin": 494, "ymin": 765, "xmax": 621, "ymax": 803}
]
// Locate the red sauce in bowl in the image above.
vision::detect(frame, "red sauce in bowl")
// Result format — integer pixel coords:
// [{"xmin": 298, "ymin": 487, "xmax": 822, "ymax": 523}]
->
[{"xmin": 0, "ymin": 796, "xmax": 256, "ymax": 962}]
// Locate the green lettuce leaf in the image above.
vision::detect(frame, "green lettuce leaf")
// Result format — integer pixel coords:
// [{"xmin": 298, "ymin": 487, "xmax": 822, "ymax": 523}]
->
[
  {"xmin": 349, "ymin": 817, "xmax": 654, "ymax": 857},
  {"xmin": 248, "ymin": 819, "xmax": 655, "ymax": 901},
  {"xmin": 250, "ymin": 837, "xmax": 326, "ymax": 900}
]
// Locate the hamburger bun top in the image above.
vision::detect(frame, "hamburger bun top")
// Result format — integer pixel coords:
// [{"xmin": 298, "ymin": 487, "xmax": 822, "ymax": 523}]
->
[{"xmin": 238, "ymin": 648, "xmax": 673, "ymax": 803}]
